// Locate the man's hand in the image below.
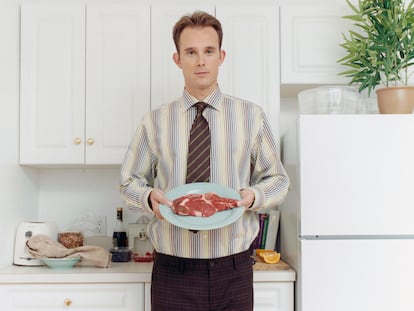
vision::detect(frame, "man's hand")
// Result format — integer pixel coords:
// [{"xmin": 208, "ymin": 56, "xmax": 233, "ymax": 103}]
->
[
  {"xmin": 238, "ymin": 189, "xmax": 255, "ymax": 210},
  {"xmin": 149, "ymin": 189, "xmax": 173, "ymax": 220}
]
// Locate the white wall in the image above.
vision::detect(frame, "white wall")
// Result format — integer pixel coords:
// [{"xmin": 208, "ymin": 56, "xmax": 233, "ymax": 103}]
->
[
  {"xmin": 279, "ymin": 98, "xmax": 300, "ymax": 269},
  {"xmin": 37, "ymin": 168, "xmax": 128, "ymax": 235},
  {"xmin": 0, "ymin": 1, "xmax": 39, "ymax": 266}
]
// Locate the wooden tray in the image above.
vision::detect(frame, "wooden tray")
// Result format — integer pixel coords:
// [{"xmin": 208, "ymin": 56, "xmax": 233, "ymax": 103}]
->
[{"xmin": 251, "ymin": 256, "xmax": 291, "ymax": 271}]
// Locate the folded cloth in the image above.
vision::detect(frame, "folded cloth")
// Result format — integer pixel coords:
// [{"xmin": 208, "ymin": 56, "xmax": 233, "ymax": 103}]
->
[{"xmin": 26, "ymin": 234, "xmax": 112, "ymax": 268}]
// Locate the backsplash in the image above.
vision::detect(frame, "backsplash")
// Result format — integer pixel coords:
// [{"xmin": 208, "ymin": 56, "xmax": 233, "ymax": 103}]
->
[{"xmin": 37, "ymin": 168, "xmax": 140, "ymax": 236}]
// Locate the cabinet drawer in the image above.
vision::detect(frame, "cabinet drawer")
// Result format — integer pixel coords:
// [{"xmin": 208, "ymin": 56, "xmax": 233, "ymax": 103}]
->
[
  {"xmin": 254, "ymin": 282, "xmax": 294, "ymax": 311},
  {"xmin": 0, "ymin": 283, "xmax": 144, "ymax": 311}
]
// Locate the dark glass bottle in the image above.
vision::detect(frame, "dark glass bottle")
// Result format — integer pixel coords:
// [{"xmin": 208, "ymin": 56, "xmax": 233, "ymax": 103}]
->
[{"xmin": 112, "ymin": 207, "xmax": 128, "ymax": 248}]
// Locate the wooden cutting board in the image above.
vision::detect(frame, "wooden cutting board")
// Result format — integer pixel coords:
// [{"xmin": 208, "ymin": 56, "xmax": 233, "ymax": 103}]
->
[{"xmin": 251, "ymin": 256, "xmax": 291, "ymax": 271}]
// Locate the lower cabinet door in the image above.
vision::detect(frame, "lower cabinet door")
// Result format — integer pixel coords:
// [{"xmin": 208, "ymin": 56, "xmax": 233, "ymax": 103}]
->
[
  {"xmin": 143, "ymin": 282, "xmax": 293, "ymax": 311},
  {"xmin": 0, "ymin": 283, "xmax": 144, "ymax": 311},
  {"xmin": 144, "ymin": 282, "xmax": 151, "ymax": 311},
  {"xmin": 254, "ymin": 282, "xmax": 294, "ymax": 311}
]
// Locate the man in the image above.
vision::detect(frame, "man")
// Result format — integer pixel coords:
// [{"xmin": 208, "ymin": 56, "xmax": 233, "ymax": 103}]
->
[{"xmin": 120, "ymin": 11, "xmax": 289, "ymax": 311}]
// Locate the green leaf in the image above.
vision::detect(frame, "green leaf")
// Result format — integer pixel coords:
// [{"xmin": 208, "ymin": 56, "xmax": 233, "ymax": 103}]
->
[{"xmin": 337, "ymin": 0, "xmax": 414, "ymax": 93}]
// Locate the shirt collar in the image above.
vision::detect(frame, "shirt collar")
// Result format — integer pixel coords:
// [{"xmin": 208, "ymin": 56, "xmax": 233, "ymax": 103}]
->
[{"xmin": 183, "ymin": 87, "xmax": 223, "ymax": 111}]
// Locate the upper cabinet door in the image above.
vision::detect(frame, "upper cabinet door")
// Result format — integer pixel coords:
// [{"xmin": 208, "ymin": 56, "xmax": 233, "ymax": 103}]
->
[
  {"xmin": 20, "ymin": 4, "xmax": 85, "ymax": 165},
  {"xmin": 20, "ymin": 2, "xmax": 283, "ymax": 166},
  {"xmin": 86, "ymin": 4, "xmax": 150, "ymax": 165},
  {"xmin": 216, "ymin": 4, "xmax": 280, "ymax": 139},
  {"xmin": 280, "ymin": 4, "xmax": 354, "ymax": 84},
  {"xmin": 150, "ymin": 4, "xmax": 215, "ymax": 110}
]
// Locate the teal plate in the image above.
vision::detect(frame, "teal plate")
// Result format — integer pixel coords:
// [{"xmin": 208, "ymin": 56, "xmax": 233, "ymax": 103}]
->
[
  {"xmin": 159, "ymin": 183, "xmax": 244, "ymax": 230},
  {"xmin": 40, "ymin": 256, "xmax": 81, "ymax": 269}
]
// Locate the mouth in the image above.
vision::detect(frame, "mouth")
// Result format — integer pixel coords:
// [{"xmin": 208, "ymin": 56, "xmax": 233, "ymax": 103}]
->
[{"xmin": 194, "ymin": 70, "xmax": 209, "ymax": 76}]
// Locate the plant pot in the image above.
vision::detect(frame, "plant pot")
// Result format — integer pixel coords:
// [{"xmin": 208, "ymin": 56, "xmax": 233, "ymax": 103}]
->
[{"xmin": 376, "ymin": 86, "xmax": 414, "ymax": 114}]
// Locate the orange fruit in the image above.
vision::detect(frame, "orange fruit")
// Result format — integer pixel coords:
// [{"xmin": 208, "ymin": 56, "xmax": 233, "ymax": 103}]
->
[
  {"xmin": 262, "ymin": 252, "xmax": 281, "ymax": 264},
  {"xmin": 255, "ymin": 249, "xmax": 274, "ymax": 257}
]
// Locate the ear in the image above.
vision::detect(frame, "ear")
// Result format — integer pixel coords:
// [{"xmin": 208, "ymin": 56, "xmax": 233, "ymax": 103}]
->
[
  {"xmin": 173, "ymin": 52, "xmax": 182, "ymax": 68},
  {"xmin": 219, "ymin": 50, "xmax": 226, "ymax": 65}
]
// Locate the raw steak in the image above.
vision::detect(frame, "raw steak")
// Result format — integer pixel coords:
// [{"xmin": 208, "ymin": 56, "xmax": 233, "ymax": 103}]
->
[{"xmin": 172, "ymin": 192, "xmax": 239, "ymax": 217}]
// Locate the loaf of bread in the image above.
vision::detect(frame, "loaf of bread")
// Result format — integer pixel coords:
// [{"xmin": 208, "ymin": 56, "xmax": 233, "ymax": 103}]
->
[{"xmin": 58, "ymin": 232, "xmax": 84, "ymax": 249}]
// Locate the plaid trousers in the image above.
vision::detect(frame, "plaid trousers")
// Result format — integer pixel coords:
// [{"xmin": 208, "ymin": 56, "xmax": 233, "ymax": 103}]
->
[{"xmin": 151, "ymin": 250, "xmax": 253, "ymax": 311}]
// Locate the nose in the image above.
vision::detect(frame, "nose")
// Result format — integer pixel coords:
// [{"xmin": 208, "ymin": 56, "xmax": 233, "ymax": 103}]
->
[{"xmin": 197, "ymin": 54, "xmax": 205, "ymax": 67}]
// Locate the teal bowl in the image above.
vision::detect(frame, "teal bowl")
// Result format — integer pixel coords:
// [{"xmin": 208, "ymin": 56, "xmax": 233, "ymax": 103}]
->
[{"xmin": 40, "ymin": 256, "xmax": 81, "ymax": 269}]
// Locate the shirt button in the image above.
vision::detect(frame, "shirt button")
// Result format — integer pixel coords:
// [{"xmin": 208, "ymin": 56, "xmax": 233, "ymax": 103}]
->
[{"xmin": 209, "ymin": 261, "xmax": 215, "ymax": 267}]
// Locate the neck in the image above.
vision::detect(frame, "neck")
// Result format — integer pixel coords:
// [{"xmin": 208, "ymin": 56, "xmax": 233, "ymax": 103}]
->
[{"xmin": 185, "ymin": 84, "xmax": 218, "ymax": 101}]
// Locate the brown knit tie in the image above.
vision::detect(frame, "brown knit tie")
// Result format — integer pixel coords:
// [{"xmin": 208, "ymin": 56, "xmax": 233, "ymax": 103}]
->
[{"xmin": 186, "ymin": 102, "xmax": 211, "ymax": 183}]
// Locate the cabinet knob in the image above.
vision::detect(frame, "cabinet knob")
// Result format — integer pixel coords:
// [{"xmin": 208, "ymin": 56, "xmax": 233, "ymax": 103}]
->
[
  {"xmin": 87, "ymin": 138, "xmax": 95, "ymax": 145},
  {"xmin": 64, "ymin": 298, "xmax": 72, "ymax": 307},
  {"xmin": 74, "ymin": 138, "xmax": 81, "ymax": 145}
]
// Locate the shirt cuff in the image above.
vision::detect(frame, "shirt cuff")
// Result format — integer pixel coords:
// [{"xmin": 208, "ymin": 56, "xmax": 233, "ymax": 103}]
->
[{"xmin": 142, "ymin": 188, "xmax": 155, "ymax": 214}]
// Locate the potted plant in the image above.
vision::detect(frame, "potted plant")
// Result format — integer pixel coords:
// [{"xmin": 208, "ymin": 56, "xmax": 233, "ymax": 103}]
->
[{"xmin": 337, "ymin": 0, "xmax": 414, "ymax": 113}]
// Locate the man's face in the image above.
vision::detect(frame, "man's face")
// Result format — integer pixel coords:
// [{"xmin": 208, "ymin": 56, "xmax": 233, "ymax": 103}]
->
[{"xmin": 173, "ymin": 26, "xmax": 225, "ymax": 97}]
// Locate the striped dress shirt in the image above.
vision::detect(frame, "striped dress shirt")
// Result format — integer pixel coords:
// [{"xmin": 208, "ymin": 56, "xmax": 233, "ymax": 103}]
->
[{"xmin": 120, "ymin": 87, "xmax": 289, "ymax": 259}]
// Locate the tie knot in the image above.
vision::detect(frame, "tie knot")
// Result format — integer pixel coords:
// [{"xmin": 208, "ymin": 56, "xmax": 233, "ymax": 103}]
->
[{"xmin": 195, "ymin": 102, "xmax": 208, "ymax": 114}]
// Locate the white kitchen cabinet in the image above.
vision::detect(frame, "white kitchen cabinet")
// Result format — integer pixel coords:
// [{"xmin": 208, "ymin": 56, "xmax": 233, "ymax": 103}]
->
[
  {"xmin": 20, "ymin": 1, "xmax": 281, "ymax": 166},
  {"xmin": 20, "ymin": 3, "xmax": 150, "ymax": 165},
  {"xmin": 217, "ymin": 4, "xmax": 279, "ymax": 138},
  {"xmin": 85, "ymin": 4, "xmax": 150, "ymax": 165},
  {"xmin": 21, "ymin": 2, "xmax": 280, "ymax": 166},
  {"xmin": 280, "ymin": 4, "xmax": 355, "ymax": 84},
  {"xmin": 0, "ymin": 281, "xmax": 294, "ymax": 311},
  {"xmin": 20, "ymin": 4, "xmax": 85, "ymax": 165},
  {"xmin": 254, "ymin": 282, "xmax": 294, "ymax": 311},
  {"xmin": 0, "ymin": 283, "xmax": 144, "ymax": 311},
  {"xmin": 143, "ymin": 281, "xmax": 293, "ymax": 311},
  {"xmin": 144, "ymin": 282, "xmax": 151, "ymax": 311},
  {"xmin": 0, "ymin": 262, "xmax": 295, "ymax": 311}
]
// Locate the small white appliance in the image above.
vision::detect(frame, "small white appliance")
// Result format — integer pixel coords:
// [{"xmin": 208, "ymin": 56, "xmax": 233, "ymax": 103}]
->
[{"xmin": 14, "ymin": 221, "xmax": 58, "ymax": 266}]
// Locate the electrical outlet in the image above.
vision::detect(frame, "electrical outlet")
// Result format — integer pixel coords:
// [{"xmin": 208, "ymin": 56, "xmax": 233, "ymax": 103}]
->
[{"xmin": 95, "ymin": 216, "xmax": 107, "ymax": 236}]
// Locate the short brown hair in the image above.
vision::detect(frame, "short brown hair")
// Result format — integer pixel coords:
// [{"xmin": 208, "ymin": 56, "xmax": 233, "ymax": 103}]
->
[{"xmin": 172, "ymin": 11, "xmax": 223, "ymax": 53}]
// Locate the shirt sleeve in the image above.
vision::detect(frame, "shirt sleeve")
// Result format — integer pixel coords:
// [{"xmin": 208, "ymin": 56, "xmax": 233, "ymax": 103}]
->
[
  {"xmin": 119, "ymin": 118, "xmax": 155, "ymax": 214},
  {"xmin": 247, "ymin": 111, "xmax": 290, "ymax": 211}
]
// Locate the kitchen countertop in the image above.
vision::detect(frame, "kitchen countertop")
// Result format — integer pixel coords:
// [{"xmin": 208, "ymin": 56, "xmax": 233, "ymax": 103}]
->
[{"xmin": 0, "ymin": 260, "xmax": 295, "ymax": 284}]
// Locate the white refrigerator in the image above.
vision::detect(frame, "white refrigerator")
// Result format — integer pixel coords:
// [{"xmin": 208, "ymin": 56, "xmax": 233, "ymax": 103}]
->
[{"xmin": 281, "ymin": 115, "xmax": 414, "ymax": 311}]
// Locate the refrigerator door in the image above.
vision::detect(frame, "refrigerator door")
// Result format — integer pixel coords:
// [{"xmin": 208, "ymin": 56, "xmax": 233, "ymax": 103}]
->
[
  {"xmin": 300, "ymin": 239, "xmax": 414, "ymax": 311},
  {"xmin": 299, "ymin": 115, "xmax": 414, "ymax": 236}
]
